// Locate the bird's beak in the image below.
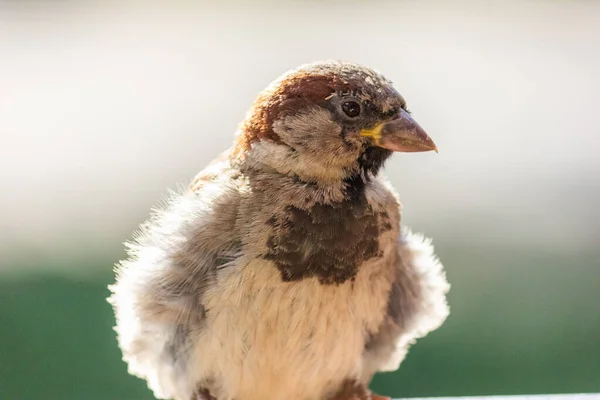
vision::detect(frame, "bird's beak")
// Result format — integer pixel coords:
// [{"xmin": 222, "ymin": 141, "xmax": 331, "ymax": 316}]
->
[{"xmin": 360, "ymin": 109, "xmax": 438, "ymax": 153}]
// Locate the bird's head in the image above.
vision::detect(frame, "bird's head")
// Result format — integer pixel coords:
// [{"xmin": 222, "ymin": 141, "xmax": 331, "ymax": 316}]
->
[{"xmin": 234, "ymin": 60, "xmax": 437, "ymax": 184}]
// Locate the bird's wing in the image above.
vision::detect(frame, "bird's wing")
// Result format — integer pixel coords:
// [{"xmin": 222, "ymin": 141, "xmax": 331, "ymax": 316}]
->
[
  {"xmin": 363, "ymin": 230, "xmax": 450, "ymax": 377},
  {"xmin": 108, "ymin": 156, "xmax": 241, "ymax": 400}
]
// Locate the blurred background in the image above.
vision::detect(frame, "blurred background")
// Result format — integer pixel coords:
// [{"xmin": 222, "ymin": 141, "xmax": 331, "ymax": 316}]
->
[{"xmin": 1, "ymin": 0, "xmax": 599, "ymax": 399}]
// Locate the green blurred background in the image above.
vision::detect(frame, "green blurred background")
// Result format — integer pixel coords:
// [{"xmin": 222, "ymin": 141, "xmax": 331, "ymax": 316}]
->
[{"xmin": 1, "ymin": 1, "xmax": 599, "ymax": 399}]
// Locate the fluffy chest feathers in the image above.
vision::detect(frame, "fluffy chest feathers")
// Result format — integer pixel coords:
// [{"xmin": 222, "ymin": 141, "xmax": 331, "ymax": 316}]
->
[
  {"xmin": 186, "ymin": 177, "xmax": 402, "ymax": 399},
  {"xmin": 199, "ymin": 243, "xmax": 397, "ymax": 400}
]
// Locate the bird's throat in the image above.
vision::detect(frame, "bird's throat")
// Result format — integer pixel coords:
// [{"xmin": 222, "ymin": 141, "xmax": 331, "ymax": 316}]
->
[{"xmin": 357, "ymin": 146, "xmax": 392, "ymax": 177}]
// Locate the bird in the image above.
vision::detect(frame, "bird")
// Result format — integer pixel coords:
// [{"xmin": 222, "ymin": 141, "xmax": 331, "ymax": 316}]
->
[{"xmin": 108, "ymin": 60, "xmax": 450, "ymax": 400}]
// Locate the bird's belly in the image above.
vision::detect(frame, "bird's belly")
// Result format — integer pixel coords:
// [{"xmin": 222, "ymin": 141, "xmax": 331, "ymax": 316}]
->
[{"xmin": 193, "ymin": 257, "xmax": 394, "ymax": 400}]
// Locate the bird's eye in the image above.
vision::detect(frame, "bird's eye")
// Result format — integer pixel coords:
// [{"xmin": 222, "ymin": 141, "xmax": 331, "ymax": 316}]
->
[{"xmin": 341, "ymin": 101, "xmax": 361, "ymax": 118}]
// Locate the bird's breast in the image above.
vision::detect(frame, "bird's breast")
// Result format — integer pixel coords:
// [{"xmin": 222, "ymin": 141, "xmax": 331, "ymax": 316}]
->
[
  {"xmin": 263, "ymin": 195, "xmax": 393, "ymax": 285},
  {"xmin": 198, "ymin": 243, "xmax": 397, "ymax": 400}
]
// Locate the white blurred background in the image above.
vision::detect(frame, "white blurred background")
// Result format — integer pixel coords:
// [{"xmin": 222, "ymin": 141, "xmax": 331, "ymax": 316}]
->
[{"xmin": 0, "ymin": 1, "xmax": 599, "ymax": 399}]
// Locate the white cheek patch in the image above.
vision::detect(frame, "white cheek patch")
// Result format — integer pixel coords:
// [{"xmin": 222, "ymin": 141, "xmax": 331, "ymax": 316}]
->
[
  {"xmin": 272, "ymin": 107, "xmax": 339, "ymax": 145},
  {"xmin": 262, "ymin": 108, "xmax": 362, "ymax": 183}
]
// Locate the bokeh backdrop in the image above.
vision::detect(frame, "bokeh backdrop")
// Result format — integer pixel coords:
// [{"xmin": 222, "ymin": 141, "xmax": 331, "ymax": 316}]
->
[{"xmin": 1, "ymin": 1, "xmax": 599, "ymax": 399}]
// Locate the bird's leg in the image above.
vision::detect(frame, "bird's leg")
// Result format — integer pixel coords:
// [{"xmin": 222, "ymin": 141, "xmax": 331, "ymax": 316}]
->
[{"xmin": 330, "ymin": 380, "xmax": 392, "ymax": 400}]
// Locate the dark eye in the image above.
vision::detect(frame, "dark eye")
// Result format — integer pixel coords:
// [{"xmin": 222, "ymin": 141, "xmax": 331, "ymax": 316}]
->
[{"xmin": 341, "ymin": 101, "xmax": 361, "ymax": 118}]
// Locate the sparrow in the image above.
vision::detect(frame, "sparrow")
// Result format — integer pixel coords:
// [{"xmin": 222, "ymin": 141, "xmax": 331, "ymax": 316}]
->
[{"xmin": 108, "ymin": 60, "xmax": 450, "ymax": 400}]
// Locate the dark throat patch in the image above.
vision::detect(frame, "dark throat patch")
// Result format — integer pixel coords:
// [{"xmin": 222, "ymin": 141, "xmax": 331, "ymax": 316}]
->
[
  {"xmin": 357, "ymin": 146, "xmax": 392, "ymax": 177},
  {"xmin": 263, "ymin": 182, "xmax": 391, "ymax": 285}
]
